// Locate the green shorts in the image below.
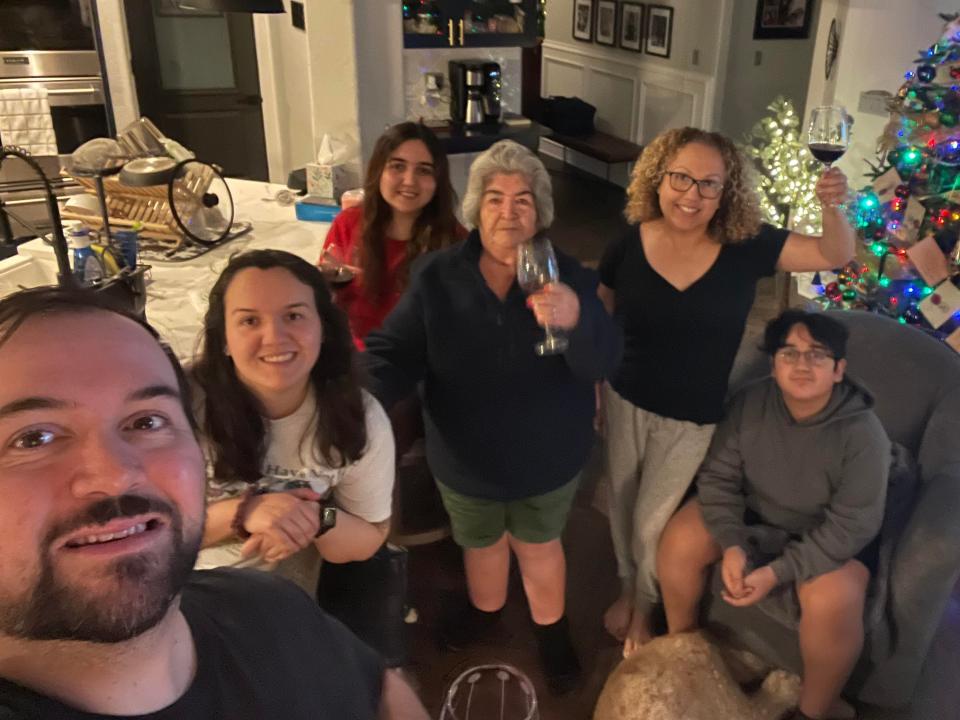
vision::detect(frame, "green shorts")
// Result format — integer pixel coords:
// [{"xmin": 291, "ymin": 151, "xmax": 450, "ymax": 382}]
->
[{"xmin": 436, "ymin": 476, "xmax": 580, "ymax": 548}]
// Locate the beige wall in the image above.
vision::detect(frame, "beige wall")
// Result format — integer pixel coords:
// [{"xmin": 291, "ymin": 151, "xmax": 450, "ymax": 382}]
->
[
  {"xmin": 545, "ymin": 0, "xmax": 725, "ymax": 73},
  {"xmin": 719, "ymin": 0, "xmax": 820, "ymax": 143},
  {"xmin": 96, "ymin": 0, "xmax": 139, "ymax": 132},
  {"xmin": 541, "ymin": 0, "xmax": 728, "ymax": 143},
  {"xmin": 807, "ymin": 0, "xmax": 958, "ymax": 181},
  {"xmin": 254, "ymin": 2, "xmax": 315, "ymax": 183}
]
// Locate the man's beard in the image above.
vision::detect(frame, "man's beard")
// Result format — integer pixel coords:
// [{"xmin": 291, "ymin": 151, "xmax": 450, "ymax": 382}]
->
[{"xmin": 0, "ymin": 494, "xmax": 201, "ymax": 643}]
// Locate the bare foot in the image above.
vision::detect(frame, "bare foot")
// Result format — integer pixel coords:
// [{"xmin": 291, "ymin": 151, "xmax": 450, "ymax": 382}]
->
[
  {"xmin": 825, "ymin": 697, "xmax": 856, "ymax": 719},
  {"xmin": 603, "ymin": 594, "xmax": 633, "ymax": 642},
  {"xmin": 797, "ymin": 696, "xmax": 856, "ymax": 719},
  {"xmin": 622, "ymin": 609, "xmax": 653, "ymax": 658}
]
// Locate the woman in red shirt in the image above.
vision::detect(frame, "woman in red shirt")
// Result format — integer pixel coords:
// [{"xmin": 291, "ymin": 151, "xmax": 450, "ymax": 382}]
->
[{"xmin": 321, "ymin": 122, "xmax": 462, "ymax": 347}]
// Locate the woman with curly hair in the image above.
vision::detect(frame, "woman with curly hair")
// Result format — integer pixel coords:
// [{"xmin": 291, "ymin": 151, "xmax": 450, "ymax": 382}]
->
[{"xmin": 598, "ymin": 126, "xmax": 854, "ymax": 657}]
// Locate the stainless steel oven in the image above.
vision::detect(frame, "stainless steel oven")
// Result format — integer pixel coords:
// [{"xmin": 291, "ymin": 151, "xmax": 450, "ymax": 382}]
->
[
  {"xmin": 0, "ymin": 69, "xmax": 110, "ymax": 155},
  {"xmin": 0, "ymin": 0, "xmax": 113, "ymax": 155},
  {"xmin": 0, "ymin": 1, "xmax": 111, "ymax": 243},
  {"xmin": 0, "ymin": 0, "xmax": 97, "ymax": 53}
]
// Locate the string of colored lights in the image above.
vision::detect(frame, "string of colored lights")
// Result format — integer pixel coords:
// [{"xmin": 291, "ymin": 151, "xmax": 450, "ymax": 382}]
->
[{"xmin": 811, "ymin": 13, "xmax": 960, "ymax": 339}]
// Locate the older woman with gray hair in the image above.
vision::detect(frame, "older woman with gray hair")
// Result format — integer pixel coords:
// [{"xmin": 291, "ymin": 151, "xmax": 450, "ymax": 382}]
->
[{"xmin": 363, "ymin": 139, "xmax": 621, "ymax": 693}]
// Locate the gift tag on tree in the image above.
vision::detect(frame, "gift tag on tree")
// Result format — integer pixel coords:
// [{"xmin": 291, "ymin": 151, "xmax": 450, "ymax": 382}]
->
[
  {"xmin": 920, "ymin": 280, "xmax": 960, "ymax": 327},
  {"xmin": 907, "ymin": 235, "xmax": 950, "ymax": 285},
  {"xmin": 891, "ymin": 197, "xmax": 927, "ymax": 243},
  {"xmin": 873, "ymin": 167, "xmax": 904, "ymax": 204}
]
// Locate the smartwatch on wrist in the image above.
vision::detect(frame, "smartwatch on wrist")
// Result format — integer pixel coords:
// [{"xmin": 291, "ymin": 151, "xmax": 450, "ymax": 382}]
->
[{"xmin": 316, "ymin": 500, "xmax": 337, "ymax": 537}]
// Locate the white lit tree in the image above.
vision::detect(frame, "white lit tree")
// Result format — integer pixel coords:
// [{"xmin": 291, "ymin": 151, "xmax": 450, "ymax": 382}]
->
[{"xmin": 741, "ymin": 97, "xmax": 822, "ymax": 235}]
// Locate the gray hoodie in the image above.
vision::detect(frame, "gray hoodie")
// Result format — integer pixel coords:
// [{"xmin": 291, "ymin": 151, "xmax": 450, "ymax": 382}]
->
[{"xmin": 698, "ymin": 375, "xmax": 890, "ymax": 585}]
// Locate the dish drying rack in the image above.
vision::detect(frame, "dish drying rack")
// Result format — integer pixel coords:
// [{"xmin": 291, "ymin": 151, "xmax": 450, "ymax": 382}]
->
[
  {"xmin": 61, "ymin": 162, "xmax": 219, "ymax": 249},
  {"xmin": 58, "ymin": 118, "xmax": 231, "ymax": 254}
]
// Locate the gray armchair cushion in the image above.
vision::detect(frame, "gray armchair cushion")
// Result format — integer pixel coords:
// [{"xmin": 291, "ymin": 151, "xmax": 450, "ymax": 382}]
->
[{"xmin": 707, "ymin": 310, "xmax": 960, "ymax": 707}]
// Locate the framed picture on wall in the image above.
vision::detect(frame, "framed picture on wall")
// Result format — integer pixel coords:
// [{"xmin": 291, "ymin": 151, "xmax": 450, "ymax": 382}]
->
[
  {"xmin": 644, "ymin": 4, "xmax": 673, "ymax": 58},
  {"xmin": 753, "ymin": 0, "xmax": 815, "ymax": 39},
  {"xmin": 595, "ymin": 0, "xmax": 618, "ymax": 46},
  {"xmin": 572, "ymin": 0, "xmax": 595, "ymax": 42},
  {"xmin": 619, "ymin": 2, "xmax": 644, "ymax": 52}
]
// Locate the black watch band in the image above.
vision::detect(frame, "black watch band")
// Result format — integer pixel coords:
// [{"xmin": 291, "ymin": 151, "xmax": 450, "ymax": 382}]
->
[{"xmin": 315, "ymin": 501, "xmax": 337, "ymax": 537}]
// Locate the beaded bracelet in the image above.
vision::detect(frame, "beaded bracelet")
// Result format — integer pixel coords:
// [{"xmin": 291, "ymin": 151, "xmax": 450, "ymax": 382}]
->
[{"xmin": 231, "ymin": 486, "xmax": 268, "ymax": 540}]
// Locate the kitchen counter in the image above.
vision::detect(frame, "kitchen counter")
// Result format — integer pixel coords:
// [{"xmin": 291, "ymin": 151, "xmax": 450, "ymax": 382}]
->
[
  {"xmin": 431, "ymin": 117, "xmax": 547, "ymax": 155},
  {"xmin": 8, "ymin": 178, "xmax": 331, "ymax": 362}
]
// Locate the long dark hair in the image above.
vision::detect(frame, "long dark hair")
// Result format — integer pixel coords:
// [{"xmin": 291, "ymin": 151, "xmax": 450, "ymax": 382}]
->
[
  {"xmin": 192, "ymin": 250, "xmax": 367, "ymax": 483},
  {"xmin": 360, "ymin": 121, "xmax": 457, "ymax": 300}
]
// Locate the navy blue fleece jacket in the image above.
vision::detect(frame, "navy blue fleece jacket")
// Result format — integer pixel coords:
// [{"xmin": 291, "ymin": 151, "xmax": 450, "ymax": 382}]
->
[{"xmin": 362, "ymin": 231, "xmax": 622, "ymax": 500}]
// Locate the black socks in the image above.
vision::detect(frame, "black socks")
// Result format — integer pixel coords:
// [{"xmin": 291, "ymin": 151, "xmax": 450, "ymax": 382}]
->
[
  {"xmin": 439, "ymin": 599, "xmax": 503, "ymax": 651},
  {"xmin": 533, "ymin": 615, "xmax": 581, "ymax": 695}
]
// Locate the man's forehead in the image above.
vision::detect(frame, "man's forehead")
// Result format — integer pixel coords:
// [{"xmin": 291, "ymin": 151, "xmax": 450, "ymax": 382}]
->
[{"xmin": 0, "ymin": 311, "xmax": 174, "ymax": 384}]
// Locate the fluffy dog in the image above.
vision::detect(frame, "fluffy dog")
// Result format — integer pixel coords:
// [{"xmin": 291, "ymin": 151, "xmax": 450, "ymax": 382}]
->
[{"xmin": 593, "ymin": 631, "xmax": 800, "ymax": 720}]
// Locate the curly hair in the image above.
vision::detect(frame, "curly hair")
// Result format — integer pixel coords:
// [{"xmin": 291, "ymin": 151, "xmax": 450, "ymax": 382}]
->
[{"xmin": 624, "ymin": 127, "xmax": 762, "ymax": 243}]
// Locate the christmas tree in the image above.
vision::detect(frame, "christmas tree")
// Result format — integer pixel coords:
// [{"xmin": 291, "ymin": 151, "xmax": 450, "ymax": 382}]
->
[
  {"xmin": 742, "ymin": 96, "xmax": 822, "ymax": 235},
  {"xmin": 815, "ymin": 12, "xmax": 960, "ymax": 351}
]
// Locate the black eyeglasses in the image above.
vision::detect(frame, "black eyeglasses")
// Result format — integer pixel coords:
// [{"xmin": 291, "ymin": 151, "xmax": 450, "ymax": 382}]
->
[
  {"xmin": 775, "ymin": 347, "xmax": 835, "ymax": 366},
  {"xmin": 663, "ymin": 171, "xmax": 724, "ymax": 199}
]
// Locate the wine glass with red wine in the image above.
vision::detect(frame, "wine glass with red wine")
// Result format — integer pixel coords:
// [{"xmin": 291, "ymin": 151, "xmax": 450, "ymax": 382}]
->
[
  {"xmin": 318, "ymin": 245, "xmax": 356, "ymax": 287},
  {"xmin": 807, "ymin": 106, "xmax": 850, "ymax": 167}
]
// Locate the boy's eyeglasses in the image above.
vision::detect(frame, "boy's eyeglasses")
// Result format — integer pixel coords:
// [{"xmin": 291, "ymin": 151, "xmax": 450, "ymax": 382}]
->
[{"xmin": 775, "ymin": 347, "xmax": 834, "ymax": 366}]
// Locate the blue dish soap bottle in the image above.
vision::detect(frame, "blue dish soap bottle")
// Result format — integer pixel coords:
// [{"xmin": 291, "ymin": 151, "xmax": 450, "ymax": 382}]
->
[{"xmin": 67, "ymin": 222, "xmax": 104, "ymax": 286}]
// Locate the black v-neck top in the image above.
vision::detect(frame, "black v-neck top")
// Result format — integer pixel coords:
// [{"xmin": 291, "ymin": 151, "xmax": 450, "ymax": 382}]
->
[{"xmin": 598, "ymin": 223, "xmax": 789, "ymax": 424}]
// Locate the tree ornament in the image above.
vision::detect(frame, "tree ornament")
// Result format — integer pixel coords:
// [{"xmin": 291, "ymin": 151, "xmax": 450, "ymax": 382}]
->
[{"xmin": 918, "ymin": 64, "xmax": 937, "ymax": 83}]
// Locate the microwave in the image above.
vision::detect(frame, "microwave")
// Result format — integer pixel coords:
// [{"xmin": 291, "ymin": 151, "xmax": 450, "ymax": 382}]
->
[{"xmin": 0, "ymin": 0, "xmax": 97, "ymax": 53}]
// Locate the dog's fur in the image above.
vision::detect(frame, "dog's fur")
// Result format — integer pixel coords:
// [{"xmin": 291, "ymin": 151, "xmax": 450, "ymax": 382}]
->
[{"xmin": 593, "ymin": 631, "xmax": 800, "ymax": 720}]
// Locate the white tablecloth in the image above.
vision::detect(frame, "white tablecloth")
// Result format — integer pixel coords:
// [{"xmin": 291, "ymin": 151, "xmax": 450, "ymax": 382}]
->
[{"xmin": 16, "ymin": 178, "xmax": 331, "ymax": 361}]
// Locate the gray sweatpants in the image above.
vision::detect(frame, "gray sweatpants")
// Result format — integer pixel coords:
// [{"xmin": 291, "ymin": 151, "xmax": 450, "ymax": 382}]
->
[{"xmin": 603, "ymin": 382, "xmax": 716, "ymax": 611}]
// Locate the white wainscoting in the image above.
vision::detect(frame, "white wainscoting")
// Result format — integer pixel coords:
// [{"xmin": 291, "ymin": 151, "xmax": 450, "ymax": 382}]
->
[{"xmin": 541, "ymin": 40, "xmax": 717, "ymax": 145}]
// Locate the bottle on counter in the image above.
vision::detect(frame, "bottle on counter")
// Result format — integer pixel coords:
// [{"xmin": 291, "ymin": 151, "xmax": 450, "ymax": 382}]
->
[
  {"xmin": 67, "ymin": 222, "xmax": 104, "ymax": 286},
  {"xmin": 114, "ymin": 222, "xmax": 141, "ymax": 270}
]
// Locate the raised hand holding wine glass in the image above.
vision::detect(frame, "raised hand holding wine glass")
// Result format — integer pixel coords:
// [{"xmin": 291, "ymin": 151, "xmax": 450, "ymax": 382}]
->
[
  {"xmin": 807, "ymin": 105, "xmax": 852, "ymax": 208},
  {"xmin": 517, "ymin": 236, "xmax": 577, "ymax": 355}
]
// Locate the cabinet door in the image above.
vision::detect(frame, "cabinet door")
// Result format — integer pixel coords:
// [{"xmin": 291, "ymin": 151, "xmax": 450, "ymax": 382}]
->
[
  {"xmin": 402, "ymin": 0, "xmax": 459, "ymax": 48},
  {"xmin": 459, "ymin": 0, "xmax": 537, "ymax": 47}
]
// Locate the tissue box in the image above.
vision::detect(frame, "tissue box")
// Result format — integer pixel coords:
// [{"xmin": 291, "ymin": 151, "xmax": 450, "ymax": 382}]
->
[{"xmin": 305, "ymin": 162, "xmax": 349, "ymax": 201}]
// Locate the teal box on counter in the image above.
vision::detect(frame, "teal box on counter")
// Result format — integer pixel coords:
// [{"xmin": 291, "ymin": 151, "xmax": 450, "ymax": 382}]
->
[{"xmin": 295, "ymin": 198, "xmax": 340, "ymax": 223}]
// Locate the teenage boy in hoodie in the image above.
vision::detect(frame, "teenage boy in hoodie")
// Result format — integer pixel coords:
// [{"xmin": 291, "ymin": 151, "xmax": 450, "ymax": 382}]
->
[{"xmin": 656, "ymin": 309, "xmax": 889, "ymax": 720}]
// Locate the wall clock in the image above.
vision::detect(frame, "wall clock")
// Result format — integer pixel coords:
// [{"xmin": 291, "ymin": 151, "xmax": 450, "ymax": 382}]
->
[{"xmin": 825, "ymin": 18, "xmax": 840, "ymax": 80}]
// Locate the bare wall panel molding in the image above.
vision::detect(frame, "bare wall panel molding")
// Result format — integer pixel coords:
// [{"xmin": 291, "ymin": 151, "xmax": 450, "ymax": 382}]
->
[
  {"xmin": 541, "ymin": 39, "xmax": 715, "ymax": 144},
  {"xmin": 586, "ymin": 67, "xmax": 637, "ymax": 140},
  {"xmin": 637, "ymin": 80, "xmax": 696, "ymax": 144},
  {"xmin": 541, "ymin": 56, "xmax": 586, "ymax": 100}
]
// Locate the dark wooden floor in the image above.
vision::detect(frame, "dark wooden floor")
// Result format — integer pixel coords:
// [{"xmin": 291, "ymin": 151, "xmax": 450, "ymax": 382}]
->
[{"xmin": 398, "ymin": 160, "xmax": 960, "ymax": 720}]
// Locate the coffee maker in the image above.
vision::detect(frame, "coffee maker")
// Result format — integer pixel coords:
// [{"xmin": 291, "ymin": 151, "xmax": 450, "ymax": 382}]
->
[{"xmin": 449, "ymin": 61, "xmax": 502, "ymax": 126}]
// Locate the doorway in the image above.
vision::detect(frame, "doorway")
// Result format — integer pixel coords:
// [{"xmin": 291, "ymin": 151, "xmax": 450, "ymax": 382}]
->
[
  {"xmin": 123, "ymin": 0, "xmax": 269, "ymax": 180},
  {"xmin": 718, "ymin": 0, "xmax": 820, "ymax": 142}
]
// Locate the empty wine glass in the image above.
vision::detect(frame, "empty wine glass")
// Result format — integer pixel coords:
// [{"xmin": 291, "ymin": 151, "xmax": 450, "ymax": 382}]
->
[
  {"xmin": 440, "ymin": 664, "xmax": 539, "ymax": 720},
  {"xmin": 517, "ymin": 236, "xmax": 568, "ymax": 356},
  {"xmin": 806, "ymin": 105, "xmax": 850, "ymax": 168}
]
